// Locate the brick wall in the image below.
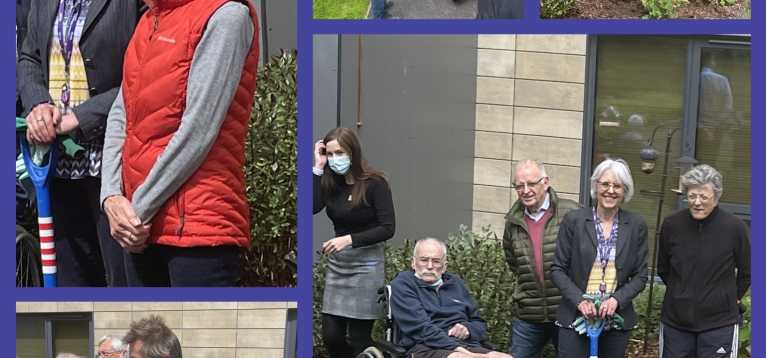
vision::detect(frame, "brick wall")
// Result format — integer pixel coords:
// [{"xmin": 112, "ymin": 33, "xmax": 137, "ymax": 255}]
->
[
  {"xmin": 472, "ymin": 35, "xmax": 588, "ymax": 238},
  {"xmin": 16, "ymin": 301, "xmax": 297, "ymax": 358}
]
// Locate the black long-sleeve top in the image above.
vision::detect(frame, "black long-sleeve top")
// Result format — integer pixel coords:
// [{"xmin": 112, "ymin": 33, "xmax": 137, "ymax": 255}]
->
[
  {"xmin": 658, "ymin": 206, "xmax": 751, "ymax": 332},
  {"xmin": 313, "ymin": 173, "xmax": 395, "ymax": 247}
]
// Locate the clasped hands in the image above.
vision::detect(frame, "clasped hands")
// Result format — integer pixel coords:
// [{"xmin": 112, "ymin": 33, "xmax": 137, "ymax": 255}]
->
[
  {"xmin": 578, "ymin": 297, "xmax": 619, "ymax": 319},
  {"xmin": 25, "ymin": 103, "xmax": 79, "ymax": 145},
  {"xmin": 104, "ymin": 195, "xmax": 151, "ymax": 253}
]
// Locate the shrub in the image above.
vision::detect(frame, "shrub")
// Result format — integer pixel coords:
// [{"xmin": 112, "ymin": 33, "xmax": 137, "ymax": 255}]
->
[
  {"xmin": 240, "ymin": 49, "xmax": 298, "ymax": 287},
  {"xmin": 541, "ymin": 0, "xmax": 576, "ymax": 18},
  {"xmin": 641, "ymin": 0, "xmax": 688, "ymax": 18}
]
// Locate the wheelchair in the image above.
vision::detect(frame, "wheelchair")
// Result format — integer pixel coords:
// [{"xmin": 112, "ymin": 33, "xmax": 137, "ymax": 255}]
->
[
  {"xmin": 16, "ymin": 175, "xmax": 42, "ymax": 287},
  {"xmin": 356, "ymin": 284, "xmax": 497, "ymax": 358}
]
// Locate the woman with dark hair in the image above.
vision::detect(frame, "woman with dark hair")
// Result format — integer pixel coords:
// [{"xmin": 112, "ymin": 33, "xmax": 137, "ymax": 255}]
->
[{"xmin": 313, "ymin": 127, "xmax": 396, "ymax": 358}]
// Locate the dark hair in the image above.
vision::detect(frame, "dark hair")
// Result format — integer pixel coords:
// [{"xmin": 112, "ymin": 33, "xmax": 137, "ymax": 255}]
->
[
  {"xmin": 124, "ymin": 315, "xmax": 182, "ymax": 358},
  {"xmin": 320, "ymin": 127, "xmax": 386, "ymax": 207}
]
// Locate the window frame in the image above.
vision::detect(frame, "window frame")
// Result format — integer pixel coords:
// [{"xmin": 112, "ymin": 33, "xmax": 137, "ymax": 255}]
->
[{"xmin": 16, "ymin": 312, "xmax": 94, "ymax": 358}]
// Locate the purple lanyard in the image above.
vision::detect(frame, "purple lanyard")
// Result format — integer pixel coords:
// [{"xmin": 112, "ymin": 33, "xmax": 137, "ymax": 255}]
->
[
  {"xmin": 592, "ymin": 207, "xmax": 618, "ymax": 268},
  {"xmin": 56, "ymin": 0, "xmax": 83, "ymax": 110}
]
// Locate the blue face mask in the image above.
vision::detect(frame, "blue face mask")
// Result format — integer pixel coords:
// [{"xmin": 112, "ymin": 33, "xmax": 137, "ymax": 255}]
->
[{"xmin": 328, "ymin": 154, "xmax": 351, "ymax": 175}]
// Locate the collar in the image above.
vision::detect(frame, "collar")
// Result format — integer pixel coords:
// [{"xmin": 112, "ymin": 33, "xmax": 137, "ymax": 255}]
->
[{"xmin": 148, "ymin": 0, "xmax": 192, "ymax": 11}]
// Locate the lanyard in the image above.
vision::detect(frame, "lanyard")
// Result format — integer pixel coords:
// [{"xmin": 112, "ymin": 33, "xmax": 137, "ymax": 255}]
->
[
  {"xmin": 592, "ymin": 207, "xmax": 618, "ymax": 294},
  {"xmin": 56, "ymin": 0, "xmax": 83, "ymax": 110}
]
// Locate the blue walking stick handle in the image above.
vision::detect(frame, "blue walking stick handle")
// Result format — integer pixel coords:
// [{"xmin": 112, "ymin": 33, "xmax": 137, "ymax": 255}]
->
[
  {"xmin": 586, "ymin": 320, "xmax": 604, "ymax": 358},
  {"xmin": 20, "ymin": 137, "xmax": 58, "ymax": 288}
]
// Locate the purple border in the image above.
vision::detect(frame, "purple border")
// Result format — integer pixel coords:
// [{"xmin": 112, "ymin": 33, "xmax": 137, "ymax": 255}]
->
[{"xmin": 4, "ymin": 0, "xmax": 762, "ymax": 357}]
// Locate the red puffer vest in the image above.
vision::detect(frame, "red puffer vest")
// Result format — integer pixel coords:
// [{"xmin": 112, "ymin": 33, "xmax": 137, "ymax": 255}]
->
[{"xmin": 121, "ymin": 0, "xmax": 259, "ymax": 248}]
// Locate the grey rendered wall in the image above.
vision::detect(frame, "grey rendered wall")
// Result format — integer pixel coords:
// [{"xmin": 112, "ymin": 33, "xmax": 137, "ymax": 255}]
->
[
  {"xmin": 313, "ymin": 35, "xmax": 478, "ymax": 257},
  {"xmin": 252, "ymin": 0, "xmax": 297, "ymax": 64}
]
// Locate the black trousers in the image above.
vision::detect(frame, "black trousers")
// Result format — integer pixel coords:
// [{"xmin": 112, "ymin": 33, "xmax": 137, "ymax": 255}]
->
[
  {"xmin": 50, "ymin": 177, "xmax": 127, "ymax": 286},
  {"xmin": 124, "ymin": 244, "xmax": 242, "ymax": 287},
  {"xmin": 557, "ymin": 327, "xmax": 631, "ymax": 358},
  {"xmin": 321, "ymin": 313, "xmax": 375, "ymax": 358},
  {"xmin": 660, "ymin": 323, "xmax": 739, "ymax": 358}
]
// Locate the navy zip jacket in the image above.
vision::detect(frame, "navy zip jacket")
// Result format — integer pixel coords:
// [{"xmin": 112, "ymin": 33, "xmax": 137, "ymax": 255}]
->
[{"xmin": 390, "ymin": 271, "xmax": 487, "ymax": 352}]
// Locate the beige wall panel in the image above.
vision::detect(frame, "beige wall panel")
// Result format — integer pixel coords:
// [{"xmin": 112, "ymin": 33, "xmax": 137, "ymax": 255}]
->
[
  {"xmin": 182, "ymin": 302, "xmax": 238, "ymax": 310},
  {"xmin": 475, "ymin": 131, "xmax": 512, "ymax": 160},
  {"xmin": 183, "ymin": 348, "xmax": 236, "ymax": 358},
  {"xmin": 477, "ymin": 49, "xmax": 516, "ymax": 78},
  {"xmin": 477, "ymin": 35, "xmax": 516, "ymax": 50},
  {"xmin": 181, "ymin": 329, "xmax": 237, "ymax": 348},
  {"xmin": 182, "ymin": 310, "xmax": 237, "ymax": 329},
  {"xmin": 473, "ymin": 158, "xmax": 512, "ymax": 187},
  {"xmin": 94, "ymin": 312, "xmax": 132, "ymax": 329},
  {"xmin": 476, "ymin": 77, "xmax": 514, "ymax": 106},
  {"xmin": 237, "ymin": 302, "xmax": 288, "ymax": 309},
  {"xmin": 236, "ymin": 348, "xmax": 284, "ymax": 358},
  {"xmin": 472, "ymin": 185, "xmax": 511, "ymax": 214},
  {"xmin": 516, "ymin": 35, "xmax": 587, "ymax": 55},
  {"xmin": 476, "ymin": 104, "xmax": 514, "ymax": 133},
  {"xmin": 131, "ymin": 302, "xmax": 183, "ymax": 311},
  {"xmin": 545, "ymin": 165, "xmax": 582, "ymax": 194},
  {"xmin": 514, "ymin": 107, "xmax": 583, "ymax": 139},
  {"xmin": 512, "ymin": 135, "xmax": 582, "ymax": 166},
  {"xmin": 57, "ymin": 302, "xmax": 94, "ymax": 312},
  {"xmin": 514, "ymin": 80, "xmax": 584, "ymax": 112},
  {"xmin": 23, "ymin": 302, "xmax": 59, "ymax": 313},
  {"xmin": 237, "ymin": 309, "xmax": 288, "ymax": 329},
  {"xmin": 94, "ymin": 302, "xmax": 133, "ymax": 312},
  {"xmin": 515, "ymin": 52, "xmax": 586, "ymax": 83},
  {"xmin": 471, "ymin": 211, "xmax": 505, "ymax": 238},
  {"xmin": 236, "ymin": 329, "xmax": 285, "ymax": 348}
]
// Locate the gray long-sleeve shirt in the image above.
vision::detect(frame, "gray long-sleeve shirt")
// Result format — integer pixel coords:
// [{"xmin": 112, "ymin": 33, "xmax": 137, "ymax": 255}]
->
[{"xmin": 100, "ymin": 2, "xmax": 254, "ymax": 223}]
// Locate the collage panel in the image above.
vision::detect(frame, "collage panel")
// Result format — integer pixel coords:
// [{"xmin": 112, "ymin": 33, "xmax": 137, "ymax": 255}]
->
[
  {"xmin": 16, "ymin": 301, "xmax": 298, "ymax": 358},
  {"xmin": 313, "ymin": 0, "xmax": 523, "ymax": 20},
  {"xmin": 311, "ymin": 34, "xmax": 751, "ymax": 357},
  {"xmin": 541, "ymin": 0, "xmax": 750, "ymax": 18},
  {"xmin": 15, "ymin": 0, "xmax": 297, "ymax": 288}
]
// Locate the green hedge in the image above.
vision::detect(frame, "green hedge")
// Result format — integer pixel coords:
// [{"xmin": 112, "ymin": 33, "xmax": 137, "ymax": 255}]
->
[{"xmin": 240, "ymin": 50, "xmax": 298, "ymax": 287}]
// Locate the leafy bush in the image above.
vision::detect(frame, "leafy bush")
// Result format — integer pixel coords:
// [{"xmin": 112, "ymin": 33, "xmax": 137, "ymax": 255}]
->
[
  {"xmin": 739, "ymin": 293, "xmax": 752, "ymax": 356},
  {"xmin": 541, "ymin": 0, "xmax": 576, "ymax": 18},
  {"xmin": 240, "ymin": 50, "xmax": 297, "ymax": 287},
  {"xmin": 710, "ymin": 0, "xmax": 736, "ymax": 5},
  {"xmin": 313, "ymin": 225, "xmax": 517, "ymax": 356},
  {"xmin": 632, "ymin": 282, "xmax": 665, "ymax": 345},
  {"xmin": 641, "ymin": 0, "xmax": 688, "ymax": 18}
]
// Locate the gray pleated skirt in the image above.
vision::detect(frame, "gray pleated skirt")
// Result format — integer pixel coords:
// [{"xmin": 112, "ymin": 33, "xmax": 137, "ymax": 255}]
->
[{"xmin": 322, "ymin": 242, "xmax": 385, "ymax": 320}]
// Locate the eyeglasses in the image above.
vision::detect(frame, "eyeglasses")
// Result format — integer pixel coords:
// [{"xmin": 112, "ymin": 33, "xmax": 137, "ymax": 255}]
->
[
  {"xmin": 512, "ymin": 177, "xmax": 546, "ymax": 192},
  {"xmin": 97, "ymin": 351, "xmax": 125, "ymax": 358},
  {"xmin": 687, "ymin": 193, "xmax": 712, "ymax": 203},
  {"xmin": 417, "ymin": 256, "xmax": 445, "ymax": 267},
  {"xmin": 597, "ymin": 181, "xmax": 623, "ymax": 192}
]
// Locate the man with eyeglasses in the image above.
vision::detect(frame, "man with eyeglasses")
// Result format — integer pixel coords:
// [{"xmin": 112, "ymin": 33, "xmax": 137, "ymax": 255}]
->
[
  {"xmin": 657, "ymin": 164, "xmax": 750, "ymax": 358},
  {"xmin": 391, "ymin": 238, "xmax": 513, "ymax": 358},
  {"xmin": 97, "ymin": 335, "xmax": 128, "ymax": 358},
  {"xmin": 502, "ymin": 160, "xmax": 579, "ymax": 358}
]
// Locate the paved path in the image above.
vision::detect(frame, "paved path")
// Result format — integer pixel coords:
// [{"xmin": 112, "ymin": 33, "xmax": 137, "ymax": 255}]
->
[{"xmin": 387, "ymin": 0, "xmax": 477, "ymax": 19}]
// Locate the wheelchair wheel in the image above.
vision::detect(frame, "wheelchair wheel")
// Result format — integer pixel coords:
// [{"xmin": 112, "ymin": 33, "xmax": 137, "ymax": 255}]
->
[
  {"xmin": 357, "ymin": 346, "xmax": 384, "ymax": 358},
  {"xmin": 16, "ymin": 225, "xmax": 42, "ymax": 287}
]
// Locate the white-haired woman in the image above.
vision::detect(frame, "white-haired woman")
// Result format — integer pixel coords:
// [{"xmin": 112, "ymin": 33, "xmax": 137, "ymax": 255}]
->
[
  {"xmin": 551, "ymin": 158, "xmax": 648, "ymax": 357},
  {"xmin": 657, "ymin": 164, "xmax": 750, "ymax": 357}
]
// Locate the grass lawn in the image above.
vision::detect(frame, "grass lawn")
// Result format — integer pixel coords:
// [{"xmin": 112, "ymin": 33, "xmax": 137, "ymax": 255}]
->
[{"xmin": 313, "ymin": 0, "xmax": 369, "ymax": 19}]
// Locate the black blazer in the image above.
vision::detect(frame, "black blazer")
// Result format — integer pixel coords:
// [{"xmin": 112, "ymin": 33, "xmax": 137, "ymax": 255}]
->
[
  {"xmin": 17, "ymin": 0, "xmax": 144, "ymax": 143},
  {"xmin": 551, "ymin": 207, "xmax": 649, "ymax": 329}
]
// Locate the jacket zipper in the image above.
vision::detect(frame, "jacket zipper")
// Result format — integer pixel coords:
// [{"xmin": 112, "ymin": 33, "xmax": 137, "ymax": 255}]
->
[
  {"xmin": 175, "ymin": 189, "xmax": 186, "ymax": 237},
  {"xmin": 149, "ymin": 10, "xmax": 160, "ymax": 40}
]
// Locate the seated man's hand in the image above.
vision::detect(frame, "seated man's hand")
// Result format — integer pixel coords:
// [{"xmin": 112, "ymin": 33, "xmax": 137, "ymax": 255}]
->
[
  {"xmin": 448, "ymin": 323, "xmax": 470, "ymax": 340},
  {"xmin": 104, "ymin": 195, "xmax": 151, "ymax": 251}
]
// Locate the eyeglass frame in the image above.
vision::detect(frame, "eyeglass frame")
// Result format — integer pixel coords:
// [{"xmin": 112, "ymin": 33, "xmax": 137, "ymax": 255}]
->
[
  {"xmin": 687, "ymin": 192, "xmax": 713, "ymax": 204},
  {"xmin": 596, "ymin": 180, "xmax": 624, "ymax": 192},
  {"xmin": 512, "ymin": 177, "xmax": 547, "ymax": 192},
  {"xmin": 416, "ymin": 256, "xmax": 446, "ymax": 268},
  {"xmin": 97, "ymin": 348, "xmax": 128, "ymax": 358}
]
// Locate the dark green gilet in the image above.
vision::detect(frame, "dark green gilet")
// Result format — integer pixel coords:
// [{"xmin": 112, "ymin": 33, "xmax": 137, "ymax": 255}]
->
[{"xmin": 502, "ymin": 188, "xmax": 579, "ymax": 322}]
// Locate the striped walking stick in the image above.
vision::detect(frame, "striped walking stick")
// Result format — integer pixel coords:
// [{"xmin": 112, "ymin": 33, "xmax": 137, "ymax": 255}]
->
[{"xmin": 20, "ymin": 137, "xmax": 58, "ymax": 287}]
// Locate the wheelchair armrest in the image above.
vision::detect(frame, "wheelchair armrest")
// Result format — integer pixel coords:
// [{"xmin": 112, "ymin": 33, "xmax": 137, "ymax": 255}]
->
[{"xmin": 372, "ymin": 338, "xmax": 408, "ymax": 357}]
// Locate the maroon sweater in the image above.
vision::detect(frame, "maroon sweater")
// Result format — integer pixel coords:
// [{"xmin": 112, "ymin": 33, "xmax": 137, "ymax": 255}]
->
[{"xmin": 524, "ymin": 209, "xmax": 554, "ymax": 283}]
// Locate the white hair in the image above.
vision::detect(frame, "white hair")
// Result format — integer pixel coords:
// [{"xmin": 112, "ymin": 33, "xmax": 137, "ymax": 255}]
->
[
  {"xmin": 515, "ymin": 159, "xmax": 548, "ymax": 179},
  {"xmin": 413, "ymin": 238, "xmax": 448, "ymax": 261},
  {"xmin": 680, "ymin": 164, "xmax": 723, "ymax": 200},
  {"xmin": 590, "ymin": 158, "xmax": 635, "ymax": 203},
  {"xmin": 98, "ymin": 335, "xmax": 127, "ymax": 352}
]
